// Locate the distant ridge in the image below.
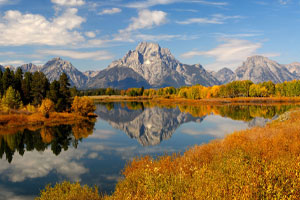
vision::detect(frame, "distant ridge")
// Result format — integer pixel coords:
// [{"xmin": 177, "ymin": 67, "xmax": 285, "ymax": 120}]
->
[{"xmin": 1, "ymin": 43, "xmax": 300, "ymax": 88}]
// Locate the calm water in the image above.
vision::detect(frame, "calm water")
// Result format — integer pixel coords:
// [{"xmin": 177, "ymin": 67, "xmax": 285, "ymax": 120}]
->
[{"xmin": 0, "ymin": 102, "xmax": 297, "ymax": 199}]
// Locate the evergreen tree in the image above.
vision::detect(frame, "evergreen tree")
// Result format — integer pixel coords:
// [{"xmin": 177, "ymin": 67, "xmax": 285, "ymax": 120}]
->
[
  {"xmin": 31, "ymin": 72, "xmax": 49, "ymax": 106},
  {"xmin": 14, "ymin": 68, "xmax": 23, "ymax": 100},
  {"xmin": 58, "ymin": 73, "xmax": 71, "ymax": 111},
  {"xmin": 0, "ymin": 70, "xmax": 3, "ymax": 95},
  {"xmin": 48, "ymin": 80, "xmax": 60, "ymax": 110},
  {"xmin": 21, "ymin": 72, "xmax": 33, "ymax": 105},
  {"xmin": 2, "ymin": 68, "xmax": 14, "ymax": 92}
]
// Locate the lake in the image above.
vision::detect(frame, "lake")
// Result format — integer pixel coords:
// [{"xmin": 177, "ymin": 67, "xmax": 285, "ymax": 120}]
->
[{"xmin": 0, "ymin": 102, "xmax": 297, "ymax": 199}]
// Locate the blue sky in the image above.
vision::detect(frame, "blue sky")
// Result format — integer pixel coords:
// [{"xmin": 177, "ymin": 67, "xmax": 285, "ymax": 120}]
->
[{"xmin": 0, "ymin": 0, "xmax": 299, "ymax": 72}]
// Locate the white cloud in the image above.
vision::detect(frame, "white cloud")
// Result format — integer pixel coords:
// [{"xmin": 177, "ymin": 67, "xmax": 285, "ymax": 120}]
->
[
  {"xmin": 0, "ymin": 0, "xmax": 18, "ymax": 5},
  {"xmin": 85, "ymin": 31, "xmax": 96, "ymax": 38},
  {"xmin": 126, "ymin": 0, "xmax": 227, "ymax": 8},
  {"xmin": 181, "ymin": 39, "xmax": 262, "ymax": 70},
  {"xmin": 181, "ymin": 115, "xmax": 248, "ymax": 138},
  {"xmin": 38, "ymin": 49, "xmax": 114, "ymax": 61},
  {"xmin": 114, "ymin": 9, "xmax": 167, "ymax": 42},
  {"xmin": 124, "ymin": 9, "xmax": 167, "ymax": 32},
  {"xmin": 279, "ymin": 0, "xmax": 290, "ymax": 5},
  {"xmin": 0, "ymin": 8, "xmax": 85, "ymax": 46},
  {"xmin": 51, "ymin": 0, "xmax": 85, "ymax": 6},
  {"xmin": 0, "ymin": 60, "xmax": 25, "ymax": 66},
  {"xmin": 98, "ymin": 7, "xmax": 122, "ymax": 15},
  {"xmin": 135, "ymin": 34, "xmax": 180, "ymax": 41},
  {"xmin": 0, "ymin": 149, "xmax": 88, "ymax": 182},
  {"xmin": 177, "ymin": 14, "xmax": 242, "ymax": 25}
]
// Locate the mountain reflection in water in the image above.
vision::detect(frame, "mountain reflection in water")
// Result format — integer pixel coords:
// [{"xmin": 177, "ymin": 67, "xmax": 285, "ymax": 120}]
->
[
  {"xmin": 96, "ymin": 102, "xmax": 295, "ymax": 146},
  {"xmin": 0, "ymin": 102, "xmax": 298, "ymax": 199}
]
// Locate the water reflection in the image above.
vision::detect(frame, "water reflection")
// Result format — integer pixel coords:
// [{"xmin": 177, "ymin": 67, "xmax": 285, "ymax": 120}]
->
[
  {"xmin": 0, "ymin": 120, "xmax": 95, "ymax": 163},
  {"xmin": 0, "ymin": 102, "xmax": 298, "ymax": 199},
  {"xmin": 96, "ymin": 102, "xmax": 296, "ymax": 146}
]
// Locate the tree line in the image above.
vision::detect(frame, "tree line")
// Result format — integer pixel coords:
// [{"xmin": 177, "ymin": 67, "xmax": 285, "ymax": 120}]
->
[{"xmin": 0, "ymin": 68, "xmax": 77, "ymax": 111}]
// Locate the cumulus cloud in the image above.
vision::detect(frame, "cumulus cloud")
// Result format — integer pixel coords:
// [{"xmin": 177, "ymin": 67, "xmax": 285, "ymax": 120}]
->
[
  {"xmin": 0, "ymin": 149, "xmax": 88, "ymax": 182},
  {"xmin": 114, "ymin": 9, "xmax": 167, "ymax": 42},
  {"xmin": 98, "ymin": 7, "xmax": 122, "ymax": 15},
  {"xmin": 0, "ymin": 8, "xmax": 85, "ymax": 46},
  {"xmin": 51, "ymin": 0, "xmax": 85, "ymax": 6},
  {"xmin": 126, "ymin": 0, "xmax": 227, "ymax": 8},
  {"xmin": 181, "ymin": 115, "xmax": 248, "ymax": 138},
  {"xmin": 181, "ymin": 39, "xmax": 263, "ymax": 70},
  {"xmin": 124, "ymin": 9, "xmax": 167, "ymax": 32},
  {"xmin": 177, "ymin": 14, "xmax": 242, "ymax": 25},
  {"xmin": 38, "ymin": 49, "xmax": 114, "ymax": 61},
  {"xmin": 85, "ymin": 31, "xmax": 96, "ymax": 38}
]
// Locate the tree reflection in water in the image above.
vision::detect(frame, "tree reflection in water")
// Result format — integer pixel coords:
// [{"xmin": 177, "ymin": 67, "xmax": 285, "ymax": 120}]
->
[{"xmin": 0, "ymin": 120, "xmax": 95, "ymax": 163}]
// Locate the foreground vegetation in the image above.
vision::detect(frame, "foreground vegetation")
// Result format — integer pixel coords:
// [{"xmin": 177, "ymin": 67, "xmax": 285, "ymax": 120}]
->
[{"xmin": 37, "ymin": 108, "xmax": 300, "ymax": 199}]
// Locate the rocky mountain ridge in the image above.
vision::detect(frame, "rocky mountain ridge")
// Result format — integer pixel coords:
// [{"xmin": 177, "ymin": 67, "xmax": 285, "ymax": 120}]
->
[{"xmin": 1, "ymin": 43, "xmax": 299, "ymax": 88}]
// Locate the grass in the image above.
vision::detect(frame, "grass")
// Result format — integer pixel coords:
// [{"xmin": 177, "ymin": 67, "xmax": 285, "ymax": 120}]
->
[
  {"xmin": 0, "ymin": 112, "xmax": 93, "ymax": 134},
  {"xmin": 90, "ymin": 95, "xmax": 300, "ymax": 105},
  {"xmin": 37, "ymin": 108, "xmax": 300, "ymax": 199}
]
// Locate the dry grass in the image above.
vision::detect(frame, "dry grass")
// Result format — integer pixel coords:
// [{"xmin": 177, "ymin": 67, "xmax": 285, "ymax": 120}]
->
[
  {"xmin": 106, "ymin": 109, "xmax": 300, "ymax": 199},
  {"xmin": 0, "ymin": 112, "xmax": 92, "ymax": 134}
]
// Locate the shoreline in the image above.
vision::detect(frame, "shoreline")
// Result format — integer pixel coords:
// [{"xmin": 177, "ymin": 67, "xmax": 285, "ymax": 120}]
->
[
  {"xmin": 0, "ymin": 112, "xmax": 95, "ymax": 134},
  {"xmin": 90, "ymin": 95, "xmax": 300, "ymax": 105}
]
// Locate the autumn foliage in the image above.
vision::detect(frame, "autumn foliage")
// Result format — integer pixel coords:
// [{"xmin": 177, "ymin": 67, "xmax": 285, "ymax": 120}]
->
[
  {"xmin": 39, "ymin": 99, "xmax": 55, "ymax": 118},
  {"xmin": 71, "ymin": 96, "xmax": 96, "ymax": 116},
  {"xmin": 36, "ymin": 181, "xmax": 103, "ymax": 200},
  {"xmin": 106, "ymin": 109, "xmax": 300, "ymax": 199}
]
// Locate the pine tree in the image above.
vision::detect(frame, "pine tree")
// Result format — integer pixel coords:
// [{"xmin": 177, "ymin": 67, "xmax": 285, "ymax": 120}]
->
[
  {"xmin": 2, "ymin": 68, "xmax": 14, "ymax": 92},
  {"xmin": 21, "ymin": 72, "xmax": 33, "ymax": 105},
  {"xmin": 14, "ymin": 68, "xmax": 23, "ymax": 100},
  {"xmin": 31, "ymin": 72, "xmax": 49, "ymax": 106},
  {"xmin": 58, "ymin": 73, "xmax": 71, "ymax": 111}
]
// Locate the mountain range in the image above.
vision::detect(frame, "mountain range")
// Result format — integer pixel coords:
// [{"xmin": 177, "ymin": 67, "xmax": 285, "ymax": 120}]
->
[{"xmin": 1, "ymin": 42, "xmax": 299, "ymax": 88}]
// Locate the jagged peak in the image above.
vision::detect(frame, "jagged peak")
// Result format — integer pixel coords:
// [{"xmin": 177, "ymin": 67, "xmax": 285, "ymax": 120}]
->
[
  {"xmin": 136, "ymin": 42, "xmax": 160, "ymax": 53},
  {"xmin": 245, "ymin": 55, "xmax": 272, "ymax": 63}
]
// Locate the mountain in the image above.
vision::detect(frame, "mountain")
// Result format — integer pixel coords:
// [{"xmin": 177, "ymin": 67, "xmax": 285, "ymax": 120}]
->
[
  {"xmin": 41, "ymin": 57, "xmax": 88, "ymax": 88},
  {"xmin": 214, "ymin": 67, "xmax": 236, "ymax": 84},
  {"xmin": 0, "ymin": 65, "xmax": 4, "ymax": 72},
  {"xmin": 84, "ymin": 70, "xmax": 100, "ymax": 78},
  {"xmin": 95, "ymin": 103, "xmax": 205, "ymax": 146},
  {"xmin": 88, "ymin": 66, "xmax": 150, "ymax": 89},
  {"xmin": 19, "ymin": 63, "xmax": 42, "ymax": 73},
  {"xmin": 286, "ymin": 62, "xmax": 300, "ymax": 76},
  {"xmin": 235, "ymin": 55, "xmax": 297, "ymax": 83},
  {"xmin": 88, "ymin": 42, "xmax": 219, "ymax": 89}
]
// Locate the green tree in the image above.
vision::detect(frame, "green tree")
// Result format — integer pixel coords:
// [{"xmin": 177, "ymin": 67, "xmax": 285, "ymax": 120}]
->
[
  {"xmin": 14, "ymin": 68, "xmax": 23, "ymax": 100},
  {"xmin": 1, "ymin": 86, "xmax": 23, "ymax": 110},
  {"xmin": 21, "ymin": 72, "xmax": 33, "ymax": 105},
  {"xmin": 57, "ymin": 73, "xmax": 71, "ymax": 111},
  {"xmin": 31, "ymin": 72, "xmax": 49, "ymax": 106},
  {"xmin": 2, "ymin": 68, "xmax": 14, "ymax": 92}
]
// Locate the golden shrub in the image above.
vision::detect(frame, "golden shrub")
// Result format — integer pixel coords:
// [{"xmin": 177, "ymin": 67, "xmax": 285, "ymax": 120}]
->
[
  {"xmin": 39, "ymin": 99, "xmax": 54, "ymax": 118},
  {"xmin": 36, "ymin": 181, "xmax": 103, "ymax": 200},
  {"xmin": 71, "ymin": 96, "xmax": 96, "ymax": 116}
]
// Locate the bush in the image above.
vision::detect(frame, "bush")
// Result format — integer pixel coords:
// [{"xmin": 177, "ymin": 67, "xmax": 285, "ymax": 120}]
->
[
  {"xmin": 39, "ymin": 99, "xmax": 54, "ymax": 118},
  {"xmin": 72, "ymin": 96, "xmax": 96, "ymax": 116},
  {"xmin": 36, "ymin": 181, "xmax": 102, "ymax": 200}
]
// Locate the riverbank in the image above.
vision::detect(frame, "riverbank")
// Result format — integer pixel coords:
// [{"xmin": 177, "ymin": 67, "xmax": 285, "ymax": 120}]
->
[
  {"xmin": 0, "ymin": 112, "xmax": 96, "ymax": 134},
  {"xmin": 37, "ymin": 108, "xmax": 300, "ymax": 199},
  {"xmin": 91, "ymin": 95, "xmax": 300, "ymax": 105}
]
